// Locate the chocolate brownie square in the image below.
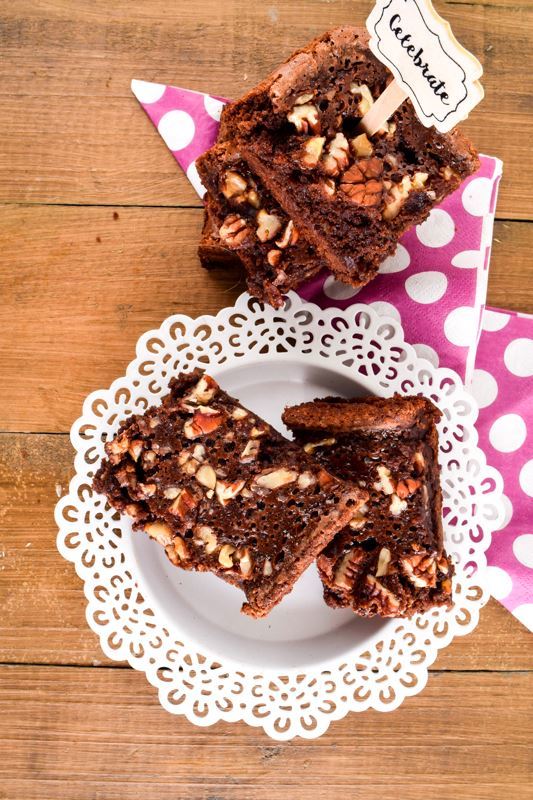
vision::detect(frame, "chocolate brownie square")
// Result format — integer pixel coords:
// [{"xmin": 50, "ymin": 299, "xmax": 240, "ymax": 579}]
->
[
  {"xmin": 220, "ymin": 26, "xmax": 479, "ymax": 287},
  {"xmin": 197, "ymin": 142, "xmax": 325, "ymax": 307},
  {"xmin": 283, "ymin": 395, "xmax": 453, "ymax": 618},
  {"xmin": 93, "ymin": 370, "xmax": 366, "ymax": 617}
]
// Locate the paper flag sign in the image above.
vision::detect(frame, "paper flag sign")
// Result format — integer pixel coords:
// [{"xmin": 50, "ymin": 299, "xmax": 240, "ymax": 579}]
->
[{"xmin": 366, "ymin": 0, "xmax": 484, "ymax": 133}]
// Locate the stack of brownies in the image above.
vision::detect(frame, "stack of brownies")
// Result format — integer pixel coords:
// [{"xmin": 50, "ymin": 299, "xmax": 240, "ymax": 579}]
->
[{"xmin": 196, "ymin": 25, "xmax": 479, "ymax": 307}]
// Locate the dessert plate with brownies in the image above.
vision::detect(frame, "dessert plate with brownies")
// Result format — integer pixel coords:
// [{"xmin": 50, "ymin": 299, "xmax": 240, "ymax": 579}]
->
[
  {"xmin": 56, "ymin": 26, "xmax": 501, "ymax": 738},
  {"xmin": 56, "ymin": 292, "xmax": 503, "ymax": 739}
]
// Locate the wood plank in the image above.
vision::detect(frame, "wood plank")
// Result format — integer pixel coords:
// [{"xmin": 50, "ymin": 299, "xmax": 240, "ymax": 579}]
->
[
  {"xmin": 1, "ymin": 665, "xmax": 531, "ymax": 799},
  {"xmin": 1, "ymin": 433, "xmax": 532, "ymax": 670},
  {"xmin": 1, "ymin": 205, "xmax": 532, "ymax": 433},
  {"xmin": 0, "ymin": 1, "xmax": 531, "ymax": 218}
]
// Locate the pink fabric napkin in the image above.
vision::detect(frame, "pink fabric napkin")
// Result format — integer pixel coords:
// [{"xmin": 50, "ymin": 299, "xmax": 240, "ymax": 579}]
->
[
  {"xmin": 131, "ymin": 79, "xmax": 532, "ymax": 630},
  {"xmin": 471, "ymin": 308, "xmax": 533, "ymax": 630}
]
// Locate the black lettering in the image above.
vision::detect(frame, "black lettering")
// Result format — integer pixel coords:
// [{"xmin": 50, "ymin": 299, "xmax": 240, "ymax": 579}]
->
[{"xmin": 387, "ymin": 14, "xmax": 451, "ymax": 102}]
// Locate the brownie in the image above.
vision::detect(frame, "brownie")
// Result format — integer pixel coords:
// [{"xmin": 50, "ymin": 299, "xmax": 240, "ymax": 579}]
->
[
  {"xmin": 196, "ymin": 142, "xmax": 325, "ymax": 307},
  {"xmin": 283, "ymin": 395, "xmax": 453, "ymax": 618},
  {"xmin": 93, "ymin": 369, "xmax": 366, "ymax": 618},
  {"xmin": 219, "ymin": 26, "xmax": 479, "ymax": 287},
  {"xmin": 198, "ymin": 207, "xmax": 240, "ymax": 270}
]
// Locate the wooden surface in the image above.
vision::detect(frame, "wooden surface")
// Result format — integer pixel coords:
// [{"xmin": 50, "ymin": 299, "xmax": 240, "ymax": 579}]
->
[{"xmin": 1, "ymin": 1, "xmax": 532, "ymax": 798}]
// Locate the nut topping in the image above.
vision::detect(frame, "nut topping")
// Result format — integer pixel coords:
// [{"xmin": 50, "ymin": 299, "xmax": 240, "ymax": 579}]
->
[
  {"xmin": 219, "ymin": 214, "xmax": 250, "ymax": 248},
  {"xmin": 294, "ymin": 92, "xmax": 314, "ymax": 105},
  {"xmin": 165, "ymin": 536, "xmax": 189, "ymax": 565},
  {"xmin": 163, "ymin": 487, "xmax": 180, "ymax": 500},
  {"xmin": 303, "ymin": 437, "xmax": 336, "ymax": 453},
  {"xmin": 232, "ymin": 407, "xmax": 248, "ymax": 421},
  {"xmin": 375, "ymin": 547, "xmax": 392, "ymax": 577},
  {"xmin": 267, "ymin": 249, "xmax": 282, "ymax": 268},
  {"xmin": 276, "ymin": 220, "xmax": 299, "ymax": 249},
  {"xmin": 253, "ymin": 467, "xmax": 298, "ymax": 491},
  {"xmin": 240, "ymin": 439, "xmax": 261, "ymax": 463},
  {"xmin": 365, "ymin": 574, "xmax": 400, "ymax": 614},
  {"xmin": 322, "ymin": 132, "xmax": 350, "ymax": 176},
  {"xmin": 250, "ymin": 426, "xmax": 266, "ymax": 438},
  {"xmin": 184, "ymin": 375, "xmax": 218, "ymax": 405},
  {"xmin": 348, "ymin": 502, "xmax": 369, "ymax": 531},
  {"xmin": 221, "ymin": 170, "xmax": 247, "ymax": 199},
  {"xmin": 382, "ymin": 173, "xmax": 427, "ymax": 221},
  {"xmin": 320, "ymin": 177, "xmax": 336, "ymax": 197},
  {"xmin": 373, "ymin": 465, "xmax": 395, "ymax": 496},
  {"xmin": 169, "ymin": 487, "xmax": 198, "ymax": 519},
  {"xmin": 401, "ymin": 551, "xmax": 437, "ymax": 588},
  {"xmin": 350, "ymin": 83, "xmax": 374, "ymax": 115},
  {"xmin": 106, "ymin": 434, "xmax": 129, "ymax": 462},
  {"xmin": 300, "ymin": 135, "xmax": 326, "ymax": 168},
  {"xmin": 396, "ymin": 478, "xmax": 421, "ymax": 499},
  {"xmin": 287, "ymin": 103, "xmax": 320, "ymax": 134},
  {"xmin": 215, "ymin": 479, "xmax": 246, "ymax": 505},
  {"xmin": 194, "ymin": 524, "xmax": 218, "ymax": 554},
  {"xmin": 263, "ymin": 558, "xmax": 273, "ymax": 576},
  {"xmin": 195, "ymin": 463, "xmax": 217, "ymax": 490},
  {"xmin": 256, "ymin": 209, "xmax": 283, "ymax": 242},
  {"xmin": 237, "ymin": 547, "xmax": 253, "ymax": 577},
  {"xmin": 297, "ymin": 471, "xmax": 316, "ymax": 490},
  {"xmin": 350, "ymin": 133, "xmax": 373, "ymax": 157},
  {"xmin": 334, "ymin": 548, "xmax": 364, "ymax": 590},
  {"xmin": 389, "ymin": 493, "xmax": 408, "ymax": 516},
  {"xmin": 413, "ymin": 451, "xmax": 425, "ymax": 475},
  {"xmin": 340, "ymin": 159, "xmax": 383, "ymax": 206},
  {"xmin": 128, "ymin": 440, "xmax": 144, "ymax": 462},
  {"xmin": 145, "ymin": 521, "xmax": 173, "ymax": 547},
  {"xmin": 218, "ymin": 543, "xmax": 236, "ymax": 568},
  {"xmin": 183, "ymin": 407, "xmax": 225, "ymax": 439}
]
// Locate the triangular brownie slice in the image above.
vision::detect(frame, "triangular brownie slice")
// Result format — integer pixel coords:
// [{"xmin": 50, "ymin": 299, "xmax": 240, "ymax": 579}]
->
[
  {"xmin": 220, "ymin": 26, "xmax": 479, "ymax": 287},
  {"xmin": 197, "ymin": 142, "xmax": 326, "ymax": 307},
  {"xmin": 283, "ymin": 395, "xmax": 453, "ymax": 618},
  {"xmin": 93, "ymin": 370, "xmax": 366, "ymax": 617}
]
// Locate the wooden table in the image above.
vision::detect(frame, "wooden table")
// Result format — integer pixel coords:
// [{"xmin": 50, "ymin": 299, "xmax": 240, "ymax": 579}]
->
[{"xmin": 1, "ymin": 1, "xmax": 532, "ymax": 797}]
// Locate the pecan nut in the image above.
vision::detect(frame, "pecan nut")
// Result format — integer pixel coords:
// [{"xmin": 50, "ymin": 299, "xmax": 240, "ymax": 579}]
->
[
  {"xmin": 340, "ymin": 159, "xmax": 383, "ymax": 206},
  {"xmin": 219, "ymin": 214, "xmax": 250, "ymax": 247}
]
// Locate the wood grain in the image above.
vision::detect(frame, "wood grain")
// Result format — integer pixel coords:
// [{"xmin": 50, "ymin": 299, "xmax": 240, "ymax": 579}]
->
[
  {"xmin": 0, "ymin": 1, "xmax": 531, "ymax": 217},
  {"xmin": 1, "ymin": 433, "xmax": 532, "ymax": 671},
  {"xmin": 0, "ymin": 205, "xmax": 532, "ymax": 433},
  {"xmin": 1, "ymin": 665, "xmax": 532, "ymax": 799}
]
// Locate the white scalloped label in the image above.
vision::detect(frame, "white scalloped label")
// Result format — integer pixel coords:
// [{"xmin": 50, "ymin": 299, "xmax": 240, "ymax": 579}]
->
[{"xmin": 367, "ymin": 0, "xmax": 483, "ymax": 132}]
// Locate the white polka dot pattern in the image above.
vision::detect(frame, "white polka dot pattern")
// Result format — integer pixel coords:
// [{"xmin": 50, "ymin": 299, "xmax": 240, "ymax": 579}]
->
[
  {"xmin": 405, "ymin": 271, "xmax": 447, "ymax": 304},
  {"xmin": 415, "ymin": 209, "xmax": 455, "ymax": 247},
  {"xmin": 158, "ymin": 109, "xmax": 196, "ymax": 151}
]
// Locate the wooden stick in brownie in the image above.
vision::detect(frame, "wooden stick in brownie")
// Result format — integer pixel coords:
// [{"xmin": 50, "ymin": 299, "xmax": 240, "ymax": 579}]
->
[
  {"xmin": 93, "ymin": 369, "xmax": 366, "ymax": 618},
  {"xmin": 196, "ymin": 142, "xmax": 325, "ymax": 308},
  {"xmin": 282, "ymin": 395, "xmax": 453, "ymax": 618},
  {"xmin": 219, "ymin": 26, "xmax": 479, "ymax": 288}
]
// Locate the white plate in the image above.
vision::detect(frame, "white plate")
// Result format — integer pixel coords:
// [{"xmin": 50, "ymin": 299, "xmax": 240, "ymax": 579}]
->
[{"xmin": 56, "ymin": 293, "xmax": 503, "ymax": 740}]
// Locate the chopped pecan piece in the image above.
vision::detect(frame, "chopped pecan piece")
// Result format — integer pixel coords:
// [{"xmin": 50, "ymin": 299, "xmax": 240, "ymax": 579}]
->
[
  {"xmin": 340, "ymin": 159, "xmax": 383, "ymax": 206},
  {"xmin": 219, "ymin": 214, "xmax": 250, "ymax": 247},
  {"xmin": 322, "ymin": 132, "xmax": 350, "ymax": 176},
  {"xmin": 256, "ymin": 210, "xmax": 282, "ymax": 242},
  {"xmin": 300, "ymin": 135, "xmax": 326, "ymax": 168},
  {"xmin": 287, "ymin": 103, "xmax": 320, "ymax": 134}
]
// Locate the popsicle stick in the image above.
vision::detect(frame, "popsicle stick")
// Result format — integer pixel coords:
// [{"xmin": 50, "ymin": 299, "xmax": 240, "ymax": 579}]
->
[{"xmin": 359, "ymin": 79, "xmax": 408, "ymax": 136}]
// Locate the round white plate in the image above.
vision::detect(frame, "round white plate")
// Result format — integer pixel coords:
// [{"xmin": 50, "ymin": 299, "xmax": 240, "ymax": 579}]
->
[{"xmin": 56, "ymin": 293, "xmax": 503, "ymax": 740}]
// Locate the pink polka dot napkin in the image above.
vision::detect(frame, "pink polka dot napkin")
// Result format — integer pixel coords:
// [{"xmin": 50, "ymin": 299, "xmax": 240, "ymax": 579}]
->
[
  {"xmin": 131, "ymin": 80, "xmax": 532, "ymax": 630},
  {"xmin": 471, "ymin": 308, "xmax": 533, "ymax": 630}
]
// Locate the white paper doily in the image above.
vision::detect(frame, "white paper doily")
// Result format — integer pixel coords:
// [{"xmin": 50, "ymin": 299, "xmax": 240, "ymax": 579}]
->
[{"xmin": 56, "ymin": 292, "xmax": 503, "ymax": 740}]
